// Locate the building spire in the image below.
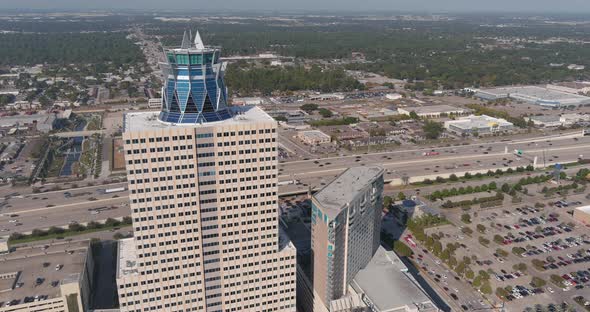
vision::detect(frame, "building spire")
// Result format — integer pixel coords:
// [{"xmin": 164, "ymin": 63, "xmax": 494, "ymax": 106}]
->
[
  {"xmin": 181, "ymin": 30, "xmax": 190, "ymax": 49},
  {"xmin": 194, "ymin": 30, "xmax": 205, "ymax": 49}
]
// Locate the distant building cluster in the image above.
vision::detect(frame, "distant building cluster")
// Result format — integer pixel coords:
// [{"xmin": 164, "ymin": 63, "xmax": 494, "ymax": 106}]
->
[
  {"xmin": 475, "ymin": 86, "xmax": 590, "ymax": 107},
  {"xmin": 444, "ymin": 114, "xmax": 514, "ymax": 135}
]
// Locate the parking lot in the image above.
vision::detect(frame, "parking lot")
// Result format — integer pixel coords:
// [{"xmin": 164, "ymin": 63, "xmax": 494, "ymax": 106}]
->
[{"xmin": 418, "ymin": 182, "xmax": 590, "ymax": 311}]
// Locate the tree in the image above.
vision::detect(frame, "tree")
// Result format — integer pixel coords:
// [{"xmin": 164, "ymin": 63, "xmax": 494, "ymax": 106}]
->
[
  {"xmin": 422, "ymin": 120, "xmax": 444, "ymax": 139},
  {"xmin": 31, "ymin": 229, "xmax": 48, "ymax": 237},
  {"xmin": 318, "ymin": 108, "xmax": 333, "ymax": 118},
  {"xmin": 496, "ymin": 287, "xmax": 509, "ymax": 300},
  {"xmin": 449, "ymin": 174, "xmax": 458, "ymax": 181},
  {"xmin": 476, "ymin": 224, "xmax": 486, "ymax": 234},
  {"xmin": 69, "ymin": 223, "xmax": 85, "ymax": 232},
  {"xmin": 530, "ymin": 276, "xmax": 546, "ymax": 288},
  {"xmin": 501, "ymin": 183, "xmax": 511, "ymax": 193},
  {"xmin": 300, "ymin": 103, "xmax": 318, "ymax": 113},
  {"xmin": 383, "ymin": 196, "xmax": 393, "ymax": 209},
  {"xmin": 480, "ymin": 281, "xmax": 492, "ymax": 294},
  {"xmin": 513, "ymin": 263, "xmax": 527, "ymax": 272},
  {"xmin": 397, "ymin": 192, "xmax": 406, "ymax": 201},
  {"xmin": 48, "ymin": 226, "xmax": 65, "ymax": 235},
  {"xmin": 393, "ymin": 240, "xmax": 413, "ymax": 257},
  {"xmin": 496, "ymin": 248, "xmax": 509, "ymax": 258},
  {"xmin": 461, "ymin": 213, "xmax": 471, "ymax": 224},
  {"xmin": 409, "ymin": 111, "xmax": 419, "ymax": 120}
]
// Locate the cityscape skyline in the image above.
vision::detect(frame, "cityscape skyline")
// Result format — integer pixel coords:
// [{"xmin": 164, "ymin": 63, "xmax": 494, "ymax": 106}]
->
[{"xmin": 1, "ymin": 0, "xmax": 590, "ymax": 13}]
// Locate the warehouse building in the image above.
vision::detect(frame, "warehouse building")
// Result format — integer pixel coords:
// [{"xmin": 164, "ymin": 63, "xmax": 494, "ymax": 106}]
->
[
  {"xmin": 397, "ymin": 105, "xmax": 470, "ymax": 118},
  {"xmin": 444, "ymin": 114, "xmax": 514, "ymax": 135},
  {"xmin": 475, "ymin": 86, "xmax": 590, "ymax": 107}
]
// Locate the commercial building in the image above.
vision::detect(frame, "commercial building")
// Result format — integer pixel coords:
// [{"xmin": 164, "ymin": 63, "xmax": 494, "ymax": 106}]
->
[
  {"xmin": 0, "ymin": 240, "xmax": 94, "ymax": 312},
  {"xmin": 0, "ymin": 142, "xmax": 22, "ymax": 162},
  {"xmin": 348, "ymin": 246, "xmax": 438, "ymax": 312},
  {"xmin": 296, "ymin": 130, "xmax": 331, "ymax": 145},
  {"xmin": 525, "ymin": 115, "xmax": 562, "ymax": 128},
  {"xmin": 397, "ymin": 105, "xmax": 469, "ymax": 118},
  {"xmin": 232, "ymin": 97, "xmax": 264, "ymax": 106},
  {"xmin": 444, "ymin": 114, "xmax": 514, "ymax": 135},
  {"xmin": 116, "ymin": 32, "xmax": 297, "ymax": 312},
  {"xmin": 475, "ymin": 86, "xmax": 590, "ymax": 107},
  {"xmin": 311, "ymin": 166, "xmax": 384, "ymax": 309},
  {"xmin": 573, "ymin": 205, "xmax": 590, "ymax": 226},
  {"xmin": 0, "ymin": 114, "xmax": 56, "ymax": 133},
  {"xmin": 547, "ymin": 82, "xmax": 590, "ymax": 95}
]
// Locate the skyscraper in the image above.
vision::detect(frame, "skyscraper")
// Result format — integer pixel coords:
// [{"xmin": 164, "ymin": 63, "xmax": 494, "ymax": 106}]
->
[
  {"xmin": 310, "ymin": 166, "xmax": 384, "ymax": 310},
  {"xmin": 116, "ymin": 31, "xmax": 297, "ymax": 312}
]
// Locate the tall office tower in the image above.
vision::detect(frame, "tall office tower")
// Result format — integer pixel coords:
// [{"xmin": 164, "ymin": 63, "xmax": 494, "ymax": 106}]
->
[
  {"xmin": 311, "ymin": 166, "xmax": 384, "ymax": 310},
  {"xmin": 116, "ymin": 31, "xmax": 297, "ymax": 312}
]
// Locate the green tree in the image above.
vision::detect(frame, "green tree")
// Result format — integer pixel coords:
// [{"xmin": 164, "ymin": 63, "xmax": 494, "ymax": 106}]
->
[
  {"xmin": 393, "ymin": 240, "xmax": 413, "ymax": 257},
  {"xmin": 300, "ymin": 103, "xmax": 318, "ymax": 113},
  {"xmin": 318, "ymin": 108, "xmax": 333, "ymax": 118},
  {"xmin": 461, "ymin": 213, "xmax": 471, "ymax": 224},
  {"xmin": 397, "ymin": 192, "xmax": 406, "ymax": 201},
  {"xmin": 422, "ymin": 120, "xmax": 444, "ymax": 139}
]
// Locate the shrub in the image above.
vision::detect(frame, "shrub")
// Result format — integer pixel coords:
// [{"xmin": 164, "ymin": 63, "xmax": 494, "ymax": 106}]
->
[
  {"xmin": 393, "ymin": 240, "xmax": 413, "ymax": 257},
  {"xmin": 530, "ymin": 276, "xmax": 546, "ymax": 288}
]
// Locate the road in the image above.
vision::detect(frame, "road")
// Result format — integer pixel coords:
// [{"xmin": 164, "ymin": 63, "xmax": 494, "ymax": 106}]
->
[{"xmin": 1, "ymin": 133, "xmax": 589, "ymax": 235}]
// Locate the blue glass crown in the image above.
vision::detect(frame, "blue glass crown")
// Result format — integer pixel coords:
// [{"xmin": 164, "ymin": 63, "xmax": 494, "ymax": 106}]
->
[{"xmin": 158, "ymin": 30, "xmax": 232, "ymax": 124}]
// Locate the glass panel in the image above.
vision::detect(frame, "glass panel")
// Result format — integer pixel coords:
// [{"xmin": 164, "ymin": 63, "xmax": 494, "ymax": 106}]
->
[{"xmin": 189, "ymin": 54, "xmax": 202, "ymax": 65}]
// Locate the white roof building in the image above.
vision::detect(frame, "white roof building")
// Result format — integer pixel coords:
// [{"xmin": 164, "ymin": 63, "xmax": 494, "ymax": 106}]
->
[{"xmin": 444, "ymin": 114, "xmax": 514, "ymax": 134}]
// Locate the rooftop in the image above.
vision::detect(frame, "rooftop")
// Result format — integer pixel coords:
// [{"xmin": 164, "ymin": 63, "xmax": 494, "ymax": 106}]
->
[
  {"xmin": 117, "ymin": 238, "xmax": 138, "ymax": 278},
  {"xmin": 351, "ymin": 246, "xmax": 438, "ymax": 312},
  {"xmin": 576, "ymin": 205, "xmax": 590, "ymax": 214},
  {"xmin": 124, "ymin": 106, "xmax": 275, "ymax": 132},
  {"xmin": 313, "ymin": 166, "xmax": 383, "ymax": 219},
  {"xmin": 400, "ymin": 104, "xmax": 467, "ymax": 114},
  {"xmin": 0, "ymin": 240, "xmax": 90, "ymax": 304},
  {"xmin": 445, "ymin": 114, "xmax": 513, "ymax": 129},
  {"xmin": 479, "ymin": 86, "xmax": 590, "ymax": 101}
]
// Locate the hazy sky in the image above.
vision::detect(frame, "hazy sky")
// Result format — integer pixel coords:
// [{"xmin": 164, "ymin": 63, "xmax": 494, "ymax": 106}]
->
[{"xmin": 1, "ymin": 0, "xmax": 590, "ymax": 13}]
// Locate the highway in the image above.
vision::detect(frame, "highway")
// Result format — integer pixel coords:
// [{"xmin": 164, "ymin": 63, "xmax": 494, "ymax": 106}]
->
[{"xmin": 0, "ymin": 133, "xmax": 589, "ymax": 235}]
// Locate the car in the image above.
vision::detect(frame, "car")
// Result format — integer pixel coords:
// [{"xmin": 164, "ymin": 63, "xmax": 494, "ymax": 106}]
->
[
  {"xmin": 461, "ymin": 305, "xmax": 468, "ymax": 310},
  {"xmin": 450, "ymin": 293, "xmax": 458, "ymax": 300},
  {"xmin": 8, "ymin": 219, "xmax": 18, "ymax": 223},
  {"xmin": 55, "ymin": 264, "xmax": 63, "ymax": 271}
]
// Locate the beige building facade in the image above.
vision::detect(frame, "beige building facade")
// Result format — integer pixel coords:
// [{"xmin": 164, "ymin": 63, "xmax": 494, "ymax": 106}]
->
[{"xmin": 116, "ymin": 106, "xmax": 297, "ymax": 312}]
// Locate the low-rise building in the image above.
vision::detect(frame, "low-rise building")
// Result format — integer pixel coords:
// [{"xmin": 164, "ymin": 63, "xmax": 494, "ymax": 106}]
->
[
  {"xmin": 349, "ymin": 246, "xmax": 439, "ymax": 312},
  {"xmin": 444, "ymin": 114, "xmax": 514, "ymax": 135},
  {"xmin": 560, "ymin": 113, "xmax": 590, "ymax": 125},
  {"xmin": 0, "ymin": 142, "xmax": 22, "ymax": 162},
  {"xmin": 0, "ymin": 240, "xmax": 94, "ymax": 312},
  {"xmin": 319, "ymin": 125, "xmax": 368, "ymax": 141},
  {"xmin": 398, "ymin": 105, "xmax": 469, "ymax": 118},
  {"xmin": 0, "ymin": 114, "xmax": 56, "ymax": 133},
  {"xmin": 385, "ymin": 93, "xmax": 403, "ymax": 101},
  {"xmin": 574, "ymin": 205, "xmax": 590, "ymax": 226},
  {"xmin": 526, "ymin": 115, "xmax": 562, "ymax": 128},
  {"xmin": 232, "ymin": 97, "xmax": 265, "ymax": 106},
  {"xmin": 296, "ymin": 130, "xmax": 331, "ymax": 145}
]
